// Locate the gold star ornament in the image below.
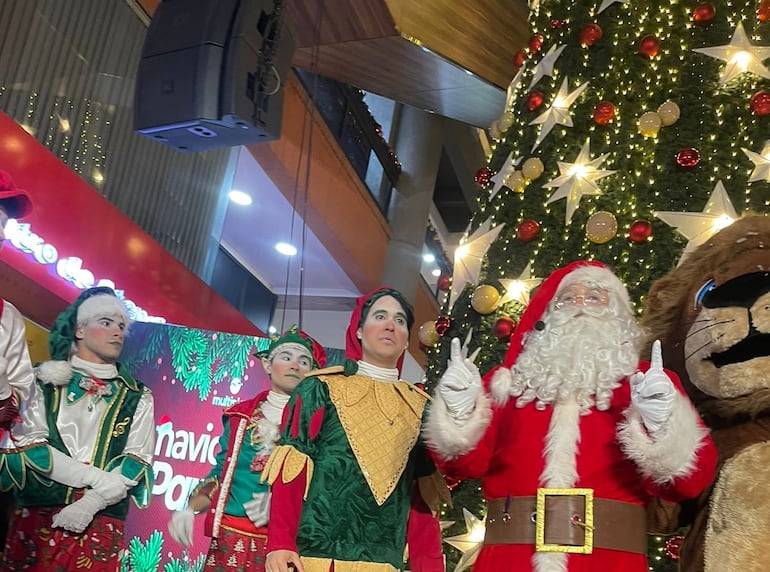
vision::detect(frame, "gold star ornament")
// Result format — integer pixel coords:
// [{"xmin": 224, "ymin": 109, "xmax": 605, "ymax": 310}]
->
[
  {"xmin": 529, "ymin": 77, "xmax": 589, "ymax": 151},
  {"xmin": 450, "ymin": 219, "xmax": 505, "ymax": 308},
  {"xmin": 693, "ymin": 22, "xmax": 770, "ymax": 85},
  {"xmin": 654, "ymin": 180, "xmax": 738, "ymax": 260},
  {"xmin": 444, "ymin": 508, "xmax": 487, "ymax": 572},
  {"xmin": 543, "ymin": 138, "xmax": 616, "ymax": 224},
  {"xmin": 499, "ymin": 263, "xmax": 543, "ymax": 306},
  {"xmin": 742, "ymin": 142, "xmax": 770, "ymax": 183}
]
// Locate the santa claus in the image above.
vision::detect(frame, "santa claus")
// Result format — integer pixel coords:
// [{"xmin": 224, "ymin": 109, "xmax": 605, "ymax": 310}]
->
[{"xmin": 425, "ymin": 260, "xmax": 717, "ymax": 572}]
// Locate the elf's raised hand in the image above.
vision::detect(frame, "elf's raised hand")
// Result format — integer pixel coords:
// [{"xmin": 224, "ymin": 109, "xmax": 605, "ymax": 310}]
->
[{"xmin": 630, "ymin": 340, "xmax": 676, "ymax": 433}]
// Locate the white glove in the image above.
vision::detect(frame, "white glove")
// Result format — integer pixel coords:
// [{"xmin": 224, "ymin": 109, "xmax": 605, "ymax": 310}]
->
[
  {"xmin": 168, "ymin": 507, "xmax": 195, "ymax": 546},
  {"xmin": 630, "ymin": 340, "xmax": 676, "ymax": 433},
  {"xmin": 51, "ymin": 489, "xmax": 108, "ymax": 533},
  {"xmin": 48, "ymin": 449, "xmax": 137, "ymax": 504},
  {"xmin": 436, "ymin": 336, "xmax": 482, "ymax": 422},
  {"xmin": 243, "ymin": 491, "xmax": 271, "ymax": 527}
]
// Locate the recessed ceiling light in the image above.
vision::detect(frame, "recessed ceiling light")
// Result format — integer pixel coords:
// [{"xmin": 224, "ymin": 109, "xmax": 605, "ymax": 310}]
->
[
  {"xmin": 275, "ymin": 242, "xmax": 297, "ymax": 256},
  {"xmin": 228, "ymin": 189, "xmax": 253, "ymax": 206},
  {"xmin": 268, "ymin": 326, "xmax": 277, "ymax": 334},
  {"xmin": 423, "ymin": 253, "xmax": 436, "ymax": 263},
  {"xmin": 431, "ymin": 268, "xmax": 442, "ymax": 277}
]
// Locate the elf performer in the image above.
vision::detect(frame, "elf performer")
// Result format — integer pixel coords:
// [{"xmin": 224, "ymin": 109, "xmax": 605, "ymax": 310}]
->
[
  {"xmin": 0, "ymin": 170, "xmax": 35, "ymax": 441},
  {"xmin": 168, "ymin": 326, "xmax": 326, "ymax": 571},
  {"xmin": 1, "ymin": 287, "xmax": 154, "ymax": 572},
  {"xmin": 425, "ymin": 261, "xmax": 717, "ymax": 572},
  {"xmin": 264, "ymin": 287, "xmax": 447, "ymax": 572}
]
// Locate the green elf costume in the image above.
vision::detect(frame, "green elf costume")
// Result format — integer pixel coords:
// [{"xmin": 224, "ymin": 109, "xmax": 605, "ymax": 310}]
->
[
  {"xmin": 167, "ymin": 326, "xmax": 326, "ymax": 572},
  {"xmin": 0, "ymin": 287, "xmax": 154, "ymax": 572},
  {"xmin": 263, "ymin": 287, "xmax": 448, "ymax": 572}
]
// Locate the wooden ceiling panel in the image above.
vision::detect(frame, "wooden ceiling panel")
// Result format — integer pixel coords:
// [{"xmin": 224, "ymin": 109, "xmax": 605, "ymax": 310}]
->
[
  {"xmin": 287, "ymin": 0, "xmax": 529, "ymax": 127},
  {"xmin": 286, "ymin": 0, "xmax": 396, "ymax": 46}
]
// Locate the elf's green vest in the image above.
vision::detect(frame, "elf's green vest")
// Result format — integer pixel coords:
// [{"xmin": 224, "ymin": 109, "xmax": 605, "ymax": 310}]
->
[{"xmin": 14, "ymin": 369, "xmax": 145, "ymax": 521}]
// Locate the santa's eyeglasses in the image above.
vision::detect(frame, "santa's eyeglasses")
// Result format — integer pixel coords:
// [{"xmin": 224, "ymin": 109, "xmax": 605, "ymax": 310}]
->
[{"xmin": 553, "ymin": 284, "xmax": 610, "ymax": 310}]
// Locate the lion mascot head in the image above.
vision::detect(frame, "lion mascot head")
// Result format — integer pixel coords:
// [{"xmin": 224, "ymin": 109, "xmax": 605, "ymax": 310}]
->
[{"xmin": 642, "ymin": 214, "xmax": 770, "ymax": 572}]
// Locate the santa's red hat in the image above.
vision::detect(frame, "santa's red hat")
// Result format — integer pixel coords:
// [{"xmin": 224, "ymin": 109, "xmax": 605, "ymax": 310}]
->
[{"xmin": 0, "ymin": 170, "xmax": 32, "ymax": 219}]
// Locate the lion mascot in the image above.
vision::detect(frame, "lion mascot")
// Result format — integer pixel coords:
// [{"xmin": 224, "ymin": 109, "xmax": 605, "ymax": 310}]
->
[{"xmin": 641, "ymin": 215, "xmax": 770, "ymax": 572}]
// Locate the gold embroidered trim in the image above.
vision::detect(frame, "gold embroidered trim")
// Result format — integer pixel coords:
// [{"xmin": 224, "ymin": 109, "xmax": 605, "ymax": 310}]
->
[
  {"xmin": 322, "ymin": 374, "xmax": 427, "ymax": 506},
  {"xmin": 300, "ymin": 556, "xmax": 397, "ymax": 572},
  {"xmin": 261, "ymin": 445, "xmax": 314, "ymax": 499}
]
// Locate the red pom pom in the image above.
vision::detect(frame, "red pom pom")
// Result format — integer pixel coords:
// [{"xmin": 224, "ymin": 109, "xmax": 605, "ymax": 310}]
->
[
  {"xmin": 580, "ymin": 23, "xmax": 603, "ymax": 47},
  {"xmin": 638, "ymin": 35, "xmax": 661, "ymax": 58},
  {"xmin": 664, "ymin": 535, "xmax": 685, "ymax": 560},
  {"xmin": 750, "ymin": 90, "xmax": 770, "ymax": 116},
  {"xmin": 628, "ymin": 220, "xmax": 653, "ymax": 244},
  {"xmin": 676, "ymin": 148, "xmax": 701, "ymax": 169},
  {"xmin": 526, "ymin": 91, "xmax": 545, "ymax": 111},
  {"xmin": 693, "ymin": 2, "xmax": 716, "ymax": 24},
  {"xmin": 517, "ymin": 219, "xmax": 540, "ymax": 242},
  {"xmin": 434, "ymin": 316, "xmax": 452, "ymax": 336},
  {"xmin": 493, "ymin": 316, "xmax": 516, "ymax": 340},
  {"xmin": 529, "ymin": 34, "xmax": 544, "ymax": 54},
  {"xmin": 593, "ymin": 101, "xmax": 616, "ymax": 126}
]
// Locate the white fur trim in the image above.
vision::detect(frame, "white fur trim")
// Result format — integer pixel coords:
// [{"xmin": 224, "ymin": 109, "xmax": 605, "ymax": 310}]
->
[
  {"xmin": 37, "ymin": 360, "xmax": 73, "ymax": 386},
  {"xmin": 490, "ymin": 367, "xmax": 513, "ymax": 405},
  {"xmin": 617, "ymin": 392, "xmax": 709, "ymax": 485},
  {"xmin": 77, "ymin": 294, "xmax": 128, "ymax": 324},
  {"xmin": 532, "ymin": 400, "xmax": 581, "ymax": 572},
  {"xmin": 423, "ymin": 391, "xmax": 492, "ymax": 460},
  {"xmin": 540, "ymin": 399, "xmax": 580, "ymax": 488}
]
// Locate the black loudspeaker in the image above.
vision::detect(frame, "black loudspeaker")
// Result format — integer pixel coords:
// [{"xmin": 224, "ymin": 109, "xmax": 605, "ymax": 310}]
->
[{"xmin": 134, "ymin": 0, "xmax": 295, "ymax": 152}]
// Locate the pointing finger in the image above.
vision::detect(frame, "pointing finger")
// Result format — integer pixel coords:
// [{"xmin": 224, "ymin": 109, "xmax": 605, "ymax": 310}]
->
[
  {"xmin": 650, "ymin": 339, "xmax": 663, "ymax": 370},
  {"xmin": 450, "ymin": 337, "xmax": 462, "ymax": 362}
]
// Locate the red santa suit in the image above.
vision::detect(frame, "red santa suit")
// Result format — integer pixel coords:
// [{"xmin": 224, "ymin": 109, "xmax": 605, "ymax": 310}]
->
[{"xmin": 425, "ymin": 261, "xmax": 717, "ymax": 572}]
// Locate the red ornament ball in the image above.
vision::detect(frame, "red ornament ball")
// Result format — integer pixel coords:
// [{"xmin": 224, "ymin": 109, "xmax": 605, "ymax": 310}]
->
[
  {"xmin": 628, "ymin": 220, "xmax": 653, "ymax": 244},
  {"xmin": 580, "ymin": 23, "xmax": 603, "ymax": 47},
  {"xmin": 445, "ymin": 475, "xmax": 462, "ymax": 491},
  {"xmin": 759, "ymin": 0, "xmax": 770, "ymax": 23},
  {"xmin": 676, "ymin": 148, "xmax": 701, "ymax": 169},
  {"xmin": 517, "ymin": 219, "xmax": 540, "ymax": 242},
  {"xmin": 434, "ymin": 316, "xmax": 452, "ymax": 336},
  {"xmin": 638, "ymin": 35, "xmax": 661, "ymax": 58},
  {"xmin": 551, "ymin": 19, "xmax": 566, "ymax": 28},
  {"xmin": 513, "ymin": 49, "xmax": 527, "ymax": 68},
  {"xmin": 493, "ymin": 316, "xmax": 516, "ymax": 340},
  {"xmin": 529, "ymin": 34, "xmax": 544, "ymax": 54},
  {"xmin": 475, "ymin": 166, "xmax": 492, "ymax": 187},
  {"xmin": 750, "ymin": 90, "xmax": 770, "ymax": 116},
  {"xmin": 693, "ymin": 2, "xmax": 716, "ymax": 24},
  {"xmin": 593, "ymin": 100, "xmax": 616, "ymax": 126},
  {"xmin": 437, "ymin": 273, "xmax": 451, "ymax": 292},
  {"xmin": 664, "ymin": 535, "xmax": 685, "ymax": 561},
  {"xmin": 526, "ymin": 91, "xmax": 545, "ymax": 112}
]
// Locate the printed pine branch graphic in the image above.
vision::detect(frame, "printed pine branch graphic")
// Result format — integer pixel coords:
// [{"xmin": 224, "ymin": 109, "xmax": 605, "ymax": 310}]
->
[{"xmin": 120, "ymin": 530, "xmax": 163, "ymax": 572}]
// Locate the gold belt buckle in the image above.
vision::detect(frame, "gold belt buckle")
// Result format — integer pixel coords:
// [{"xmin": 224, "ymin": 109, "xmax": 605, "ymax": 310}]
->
[{"xmin": 535, "ymin": 487, "xmax": 594, "ymax": 554}]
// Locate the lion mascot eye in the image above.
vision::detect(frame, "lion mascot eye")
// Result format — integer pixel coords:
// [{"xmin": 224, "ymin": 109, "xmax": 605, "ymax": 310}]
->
[{"xmin": 693, "ymin": 278, "xmax": 716, "ymax": 310}]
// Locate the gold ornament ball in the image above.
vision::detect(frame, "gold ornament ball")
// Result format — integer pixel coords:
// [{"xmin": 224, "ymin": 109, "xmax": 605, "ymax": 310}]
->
[
  {"xmin": 638, "ymin": 111, "xmax": 662, "ymax": 137},
  {"xmin": 417, "ymin": 321, "xmax": 440, "ymax": 347},
  {"xmin": 657, "ymin": 101, "xmax": 680, "ymax": 126},
  {"xmin": 521, "ymin": 157, "xmax": 545, "ymax": 180},
  {"xmin": 585, "ymin": 211, "xmax": 618, "ymax": 244},
  {"xmin": 471, "ymin": 285, "xmax": 501, "ymax": 314},
  {"xmin": 507, "ymin": 170, "xmax": 527, "ymax": 193}
]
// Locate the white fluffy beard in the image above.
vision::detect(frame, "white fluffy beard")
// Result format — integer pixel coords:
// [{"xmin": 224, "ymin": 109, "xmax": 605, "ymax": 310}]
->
[{"xmin": 509, "ymin": 304, "xmax": 642, "ymax": 413}]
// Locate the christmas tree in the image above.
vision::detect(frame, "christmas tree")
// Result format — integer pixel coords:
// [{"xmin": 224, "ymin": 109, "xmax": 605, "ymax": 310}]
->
[{"xmin": 424, "ymin": 1, "xmax": 770, "ymax": 570}]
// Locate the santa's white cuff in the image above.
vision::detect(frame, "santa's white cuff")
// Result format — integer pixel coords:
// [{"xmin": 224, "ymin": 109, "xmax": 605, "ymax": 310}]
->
[
  {"xmin": 617, "ymin": 392, "xmax": 709, "ymax": 485},
  {"xmin": 423, "ymin": 390, "xmax": 492, "ymax": 461}
]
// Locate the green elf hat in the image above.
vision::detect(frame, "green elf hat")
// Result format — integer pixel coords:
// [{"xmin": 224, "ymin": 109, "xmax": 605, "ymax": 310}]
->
[
  {"xmin": 48, "ymin": 286, "xmax": 126, "ymax": 361},
  {"xmin": 256, "ymin": 325, "xmax": 326, "ymax": 369}
]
